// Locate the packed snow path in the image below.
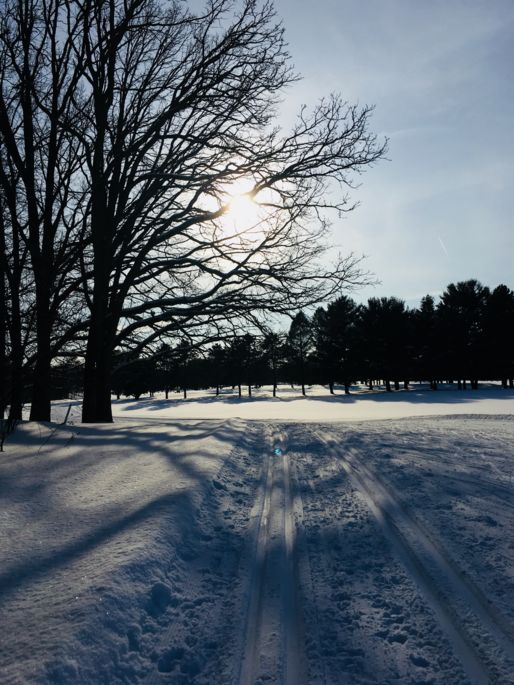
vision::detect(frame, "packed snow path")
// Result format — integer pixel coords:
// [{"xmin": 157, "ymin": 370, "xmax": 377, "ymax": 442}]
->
[
  {"xmin": 237, "ymin": 428, "xmax": 307, "ymax": 685},
  {"xmin": 1, "ymin": 415, "xmax": 514, "ymax": 684}
]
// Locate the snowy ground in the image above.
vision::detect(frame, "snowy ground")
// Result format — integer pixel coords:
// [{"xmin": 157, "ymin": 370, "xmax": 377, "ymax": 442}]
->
[
  {"xmin": 2, "ymin": 389, "xmax": 514, "ymax": 684},
  {"xmin": 56, "ymin": 382, "xmax": 514, "ymax": 423}
]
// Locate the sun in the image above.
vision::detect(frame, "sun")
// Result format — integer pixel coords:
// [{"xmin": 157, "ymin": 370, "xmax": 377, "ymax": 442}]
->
[{"xmin": 221, "ymin": 177, "xmax": 262, "ymax": 235}]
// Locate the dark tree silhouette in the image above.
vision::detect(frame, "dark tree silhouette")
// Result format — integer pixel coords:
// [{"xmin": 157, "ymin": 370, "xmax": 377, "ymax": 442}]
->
[
  {"xmin": 206, "ymin": 344, "xmax": 227, "ymax": 397},
  {"xmin": 260, "ymin": 331, "xmax": 285, "ymax": 397},
  {"xmin": 0, "ymin": 189, "xmax": 33, "ymax": 421},
  {"xmin": 111, "ymin": 357, "xmax": 156, "ymax": 400},
  {"xmin": 313, "ymin": 296, "xmax": 361, "ymax": 394},
  {"xmin": 312, "ymin": 307, "xmax": 334, "ymax": 393},
  {"xmin": 483, "ymin": 284, "xmax": 514, "ymax": 388},
  {"xmin": 173, "ymin": 340, "xmax": 196, "ymax": 400},
  {"xmin": 65, "ymin": 0, "xmax": 385, "ymax": 422},
  {"xmin": 225, "ymin": 335, "xmax": 257, "ymax": 397},
  {"xmin": 437, "ymin": 280, "xmax": 490, "ymax": 389},
  {"xmin": 413, "ymin": 294, "xmax": 440, "ymax": 389},
  {"xmin": 287, "ymin": 311, "xmax": 313, "ymax": 396},
  {"xmin": 359, "ymin": 297, "xmax": 410, "ymax": 391},
  {"xmin": 0, "ymin": 0, "xmax": 85, "ymax": 421},
  {"xmin": 0, "ymin": 206, "xmax": 7, "ymax": 421},
  {"xmin": 154, "ymin": 344, "xmax": 175, "ymax": 399}
]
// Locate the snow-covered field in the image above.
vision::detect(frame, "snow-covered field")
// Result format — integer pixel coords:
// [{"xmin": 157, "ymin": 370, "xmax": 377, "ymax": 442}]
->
[
  {"xmin": 2, "ymin": 388, "xmax": 514, "ymax": 684},
  {"xmin": 57, "ymin": 382, "xmax": 514, "ymax": 423}
]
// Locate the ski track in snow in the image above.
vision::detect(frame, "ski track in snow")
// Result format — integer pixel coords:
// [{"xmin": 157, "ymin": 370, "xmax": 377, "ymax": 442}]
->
[
  {"xmin": 2, "ymin": 413, "xmax": 514, "ymax": 684},
  {"xmin": 311, "ymin": 428, "xmax": 514, "ymax": 685},
  {"xmin": 236, "ymin": 425, "xmax": 307, "ymax": 685}
]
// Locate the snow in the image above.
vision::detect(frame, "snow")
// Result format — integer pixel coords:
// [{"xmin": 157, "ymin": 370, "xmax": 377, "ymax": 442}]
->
[
  {"xmin": 55, "ymin": 382, "xmax": 514, "ymax": 423},
  {"xmin": 1, "ymin": 389, "xmax": 514, "ymax": 684}
]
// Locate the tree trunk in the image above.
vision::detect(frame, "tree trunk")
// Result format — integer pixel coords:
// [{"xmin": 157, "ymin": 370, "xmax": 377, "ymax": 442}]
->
[
  {"xmin": 368, "ymin": 380, "xmax": 373, "ymax": 390},
  {"xmin": 344, "ymin": 383, "xmax": 350, "ymax": 395},
  {"xmin": 82, "ymin": 82, "xmax": 115, "ymax": 423},
  {"xmin": 238, "ymin": 384, "xmax": 241, "ymax": 398},
  {"xmin": 385, "ymin": 379, "xmax": 392, "ymax": 392},
  {"xmin": 301, "ymin": 381, "xmax": 306, "ymax": 396},
  {"xmin": 403, "ymin": 380, "xmax": 409, "ymax": 390},
  {"xmin": 8, "ymin": 338, "xmax": 23, "ymax": 422},
  {"xmin": 273, "ymin": 383, "xmax": 277, "ymax": 397},
  {"xmin": 183, "ymin": 387, "xmax": 187, "ymax": 399},
  {"xmin": 1, "ymin": 214, "xmax": 23, "ymax": 421},
  {"xmin": 0, "ymin": 241, "xmax": 6, "ymax": 422},
  {"xmin": 82, "ymin": 274, "xmax": 114, "ymax": 423},
  {"xmin": 29, "ymin": 275, "xmax": 52, "ymax": 421},
  {"xmin": 82, "ymin": 326, "xmax": 114, "ymax": 423},
  {"xmin": 394, "ymin": 380, "xmax": 400, "ymax": 391},
  {"xmin": 248, "ymin": 384, "xmax": 251, "ymax": 397},
  {"xmin": 329, "ymin": 380, "xmax": 334, "ymax": 395}
]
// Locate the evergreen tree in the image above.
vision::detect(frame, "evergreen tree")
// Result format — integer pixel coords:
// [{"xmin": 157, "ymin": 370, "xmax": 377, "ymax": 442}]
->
[
  {"xmin": 287, "ymin": 312, "xmax": 313, "ymax": 396},
  {"xmin": 261, "ymin": 332, "xmax": 285, "ymax": 397},
  {"xmin": 323, "ymin": 296, "xmax": 361, "ymax": 394},
  {"xmin": 358, "ymin": 297, "xmax": 410, "ymax": 391},
  {"xmin": 174, "ymin": 339, "xmax": 196, "ymax": 399},
  {"xmin": 207, "ymin": 344, "xmax": 228, "ymax": 396},
  {"xmin": 483, "ymin": 285, "xmax": 514, "ymax": 388},
  {"xmin": 155, "ymin": 344, "xmax": 174, "ymax": 399},
  {"xmin": 437, "ymin": 280, "xmax": 490, "ymax": 389}
]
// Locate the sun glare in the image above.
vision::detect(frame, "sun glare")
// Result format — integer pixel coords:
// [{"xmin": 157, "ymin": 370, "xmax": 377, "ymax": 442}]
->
[{"xmin": 221, "ymin": 177, "xmax": 263, "ymax": 237}]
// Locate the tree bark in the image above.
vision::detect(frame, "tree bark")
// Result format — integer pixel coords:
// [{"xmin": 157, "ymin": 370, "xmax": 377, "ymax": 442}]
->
[
  {"xmin": 8, "ymin": 300, "xmax": 23, "ymax": 422},
  {"xmin": 82, "ymin": 325, "xmax": 114, "ymax": 423},
  {"xmin": 0, "ymin": 231, "xmax": 6, "ymax": 422},
  {"xmin": 29, "ymin": 272, "xmax": 52, "ymax": 421}
]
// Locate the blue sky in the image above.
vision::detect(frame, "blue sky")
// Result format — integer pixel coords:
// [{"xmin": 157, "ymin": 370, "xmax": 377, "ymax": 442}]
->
[{"xmin": 274, "ymin": 0, "xmax": 514, "ymax": 306}]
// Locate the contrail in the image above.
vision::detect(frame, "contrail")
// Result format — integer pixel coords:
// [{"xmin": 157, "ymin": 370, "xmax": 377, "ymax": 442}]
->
[{"xmin": 437, "ymin": 236, "xmax": 449, "ymax": 257}]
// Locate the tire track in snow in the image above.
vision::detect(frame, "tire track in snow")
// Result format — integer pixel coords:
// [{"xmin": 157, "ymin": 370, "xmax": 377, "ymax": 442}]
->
[
  {"xmin": 235, "ymin": 426, "xmax": 307, "ymax": 685},
  {"xmin": 310, "ymin": 428, "xmax": 510, "ymax": 685}
]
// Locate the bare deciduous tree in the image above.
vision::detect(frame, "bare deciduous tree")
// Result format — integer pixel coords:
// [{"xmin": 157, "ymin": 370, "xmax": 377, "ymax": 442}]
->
[
  {"xmin": 73, "ymin": 0, "xmax": 385, "ymax": 421},
  {"xmin": 0, "ymin": 0, "xmax": 86, "ymax": 420},
  {"xmin": 0, "ymin": 0, "xmax": 385, "ymax": 423}
]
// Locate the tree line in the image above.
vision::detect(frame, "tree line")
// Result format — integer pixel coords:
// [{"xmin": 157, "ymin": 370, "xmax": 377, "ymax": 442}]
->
[
  {"xmin": 63, "ymin": 278, "xmax": 513, "ymax": 401},
  {"xmin": 0, "ymin": 0, "xmax": 385, "ymax": 424}
]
